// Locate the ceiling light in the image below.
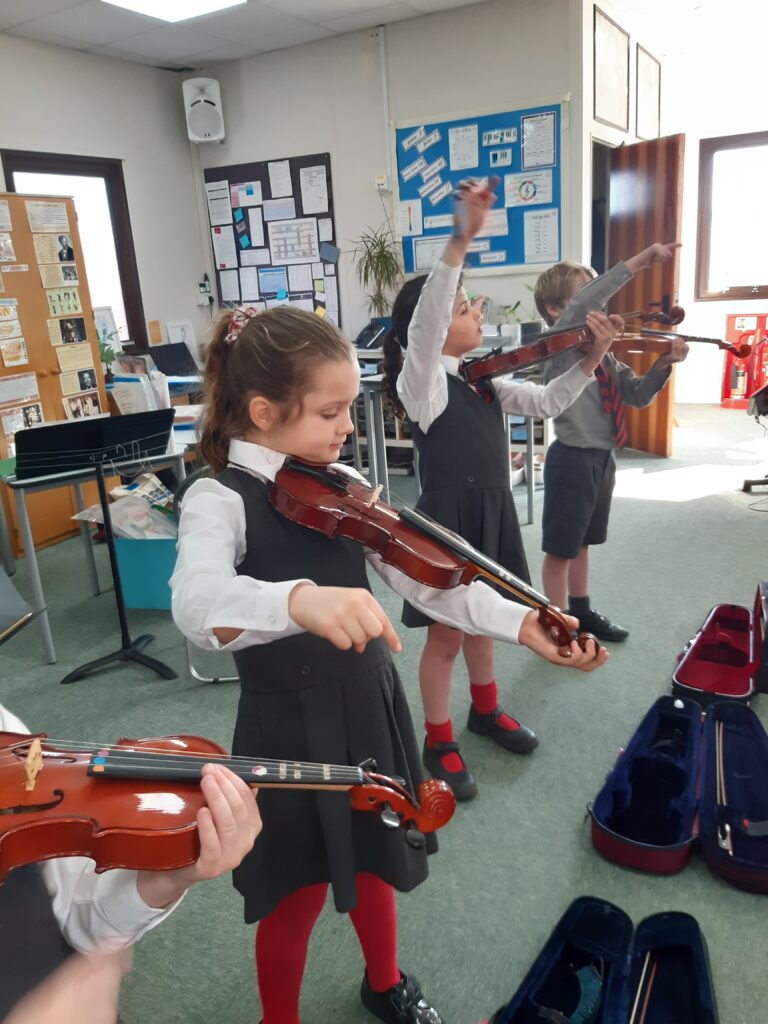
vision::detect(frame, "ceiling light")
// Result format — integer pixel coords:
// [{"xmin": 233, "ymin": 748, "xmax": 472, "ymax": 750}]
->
[{"xmin": 102, "ymin": 0, "xmax": 247, "ymax": 23}]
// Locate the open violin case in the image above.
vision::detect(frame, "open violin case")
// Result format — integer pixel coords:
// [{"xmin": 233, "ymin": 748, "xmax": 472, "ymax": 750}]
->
[
  {"xmin": 590, "ymin": 696, "xmax": 768, "ymax": 893},
  {"xmin": 672, "ymin": 582, "xmax": 767, "ymax": 706},
  {"xmin": 488, "ymin": 896, "xmax": 718, "ymax": 1024}
]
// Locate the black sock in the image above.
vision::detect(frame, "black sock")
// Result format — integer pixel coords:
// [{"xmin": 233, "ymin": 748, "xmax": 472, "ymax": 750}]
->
[{"xmin": 569, "ymin": 595, "xmax": 591, "ymax": 618}]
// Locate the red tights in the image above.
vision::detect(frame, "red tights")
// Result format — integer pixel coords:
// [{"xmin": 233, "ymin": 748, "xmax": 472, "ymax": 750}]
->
[{"xmin": 255, "ymin": 872, "xmax": 400, "ymax": 1024}]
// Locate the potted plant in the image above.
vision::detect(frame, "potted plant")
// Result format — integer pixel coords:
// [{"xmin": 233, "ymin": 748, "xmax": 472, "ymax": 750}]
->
[
  {"xmin": 97, "ymin": 333, "xmax": 118, "ymax": 383},
  {"xmin": 496, "ymin": 285, "xmax": 542, "ymax": 345},
  {"xmin": 351, "ymin": 224, "xmax": 403, "ymax": 323}
]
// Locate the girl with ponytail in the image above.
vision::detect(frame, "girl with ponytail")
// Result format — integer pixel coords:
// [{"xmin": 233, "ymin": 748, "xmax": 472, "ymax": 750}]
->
[{"xmin": 385, "ymin": 179, "xmax": 617, "ymax": 802}]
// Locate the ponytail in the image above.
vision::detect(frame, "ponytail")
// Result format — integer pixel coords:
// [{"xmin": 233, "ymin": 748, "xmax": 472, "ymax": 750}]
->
[
  {"xmin": 199, "ymin": 306, "xmax": 353, "ymax": 475},
  {"xmin": 381, "ymin": 274, "xmax": 428, "ymax": 420}
]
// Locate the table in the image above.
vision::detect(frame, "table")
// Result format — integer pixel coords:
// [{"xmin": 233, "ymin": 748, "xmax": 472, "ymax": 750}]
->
[{"xmin": 3, "ymin": 445, "xmax": 187, "ymax": 664}]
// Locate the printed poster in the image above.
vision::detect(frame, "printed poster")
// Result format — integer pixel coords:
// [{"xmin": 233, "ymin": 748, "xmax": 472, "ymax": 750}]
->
[
  {"xmin": 448, "ymin": 124, "xmax": 478, "ymax": 171},
  {"xmin": 0, "ymin": 234, "xmax": 16, "ymax": 262},
  {"xmin": 0, "ymin": 200, "xmax": 10, "ymax": 232},
  {"xmin": 46, "ymin": 287, "xmax": 82, "ymax": 317},
  {"xmin": 299, "ymin": 166, "xmax": 328, "ymax": 215},
  {"xmin": 63, "ymin": 391, "xmax": 101, "ymax": 420},
  {"xmin": 523, "ymin": 208, "xmax": 559, "ymax": 263},
  {"xmin": 504, "ymin": 170, "xmax": 553, "ymax": 207},
  {"xmin": 521, "ymin": 111, "xmax": 556, "ymax": 168},
  {"xmin": 26, "ymin": 201, "xmax": 69, "ymax": 233},
  {"xmin": 0, "ymin": 338, "xmax": 28, "ymax": 367}
]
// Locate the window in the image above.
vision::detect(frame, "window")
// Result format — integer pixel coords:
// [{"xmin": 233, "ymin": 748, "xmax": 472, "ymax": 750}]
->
[
  {"xmin": 1, "ymin": 150, "xmax": 147, "ymax": 345},
  {"xmin": 695, "ymin": 131, "xmax": 768, "ymax": 301}
]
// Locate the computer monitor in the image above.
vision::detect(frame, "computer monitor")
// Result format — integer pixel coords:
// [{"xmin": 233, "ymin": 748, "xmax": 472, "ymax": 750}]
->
[{"xmin": 142, "ymin": 343, "xmax": 199, "ymax": 377}]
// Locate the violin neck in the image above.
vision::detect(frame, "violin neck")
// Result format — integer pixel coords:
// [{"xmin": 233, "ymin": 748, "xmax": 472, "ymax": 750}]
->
[
  {"xmin": 88, "ymin": 750, "xmax": 365, "ymax": 790},
  {"xmin": 399, "ymin": 506, "xmax": 549, "ymax": 612}
]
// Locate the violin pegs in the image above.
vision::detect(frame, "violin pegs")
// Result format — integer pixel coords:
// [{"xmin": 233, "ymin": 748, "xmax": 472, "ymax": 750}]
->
[
  {"xmin": 358, "ymin": 757, "xmax": 378, "ymax": 771},
  {"xmin": 380, "ymin": 805, "xmax": 401, "ymax": 830},
  {"xmin": 405, "ymin": 828, "xmax": 426, "ymax": 849}
]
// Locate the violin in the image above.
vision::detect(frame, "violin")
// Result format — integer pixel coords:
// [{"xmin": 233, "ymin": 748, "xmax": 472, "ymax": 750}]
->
[
  {"xmin": 0, "ymin": 731, "xmax": 455, "ymax": 882},
  {"xmin": 461, "ymin": 305, "xmax": 751, "ymax": 385},
  {"xmin": 270, "ymin": 459, "xmax": 597, "ymax": 654}
]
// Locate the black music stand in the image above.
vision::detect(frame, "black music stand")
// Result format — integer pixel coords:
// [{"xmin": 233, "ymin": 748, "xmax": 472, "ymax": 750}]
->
[
  {"xmin": 14, "ymin": 410, "xmax": 178, "ymax": 684},
  {"xmin": 743, "ymin": 381, "xmax": 768, "ymax": 494}
]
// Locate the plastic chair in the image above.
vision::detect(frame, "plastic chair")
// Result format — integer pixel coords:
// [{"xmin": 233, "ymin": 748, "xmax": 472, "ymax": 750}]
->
[
  {"xmin": 0, "ymin": 567, "xmax": 35, "ymax": 646},
  {"xmin": 174, "ymin": 466, "xmax": 238, "ymax": 685}
]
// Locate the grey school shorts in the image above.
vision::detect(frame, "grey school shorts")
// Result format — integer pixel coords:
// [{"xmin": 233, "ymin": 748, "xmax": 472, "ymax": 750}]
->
[{"xmin": 541, "ymin": 440, "xmax": 616, "ymax": 558}]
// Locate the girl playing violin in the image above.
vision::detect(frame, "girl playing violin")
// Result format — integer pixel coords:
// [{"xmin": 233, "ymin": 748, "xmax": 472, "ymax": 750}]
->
[
  {"xmin": 171, "ymin": 303, "xmax": 606, "ymax": 1024},
  {"xmin": 381, "ymin": 179, "xmax": 620, "ymax": 802}
]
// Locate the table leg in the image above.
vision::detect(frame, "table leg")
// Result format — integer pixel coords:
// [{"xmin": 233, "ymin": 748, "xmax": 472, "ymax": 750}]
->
[
  {"xmin": 0, "ymin": 498, "xmax": 15, "ymax": 576},
  {"xmin": 12, "ymin": 488, "xmax": 56, "ymax": 663},
  {"xmin": 350, "ymin": 404, "xmax": 364, "ymax": 472},
  {"xmin": 370, "ymin": 391, "xmax": 390, "ymax": 503},
  {"xmin": 524, "ymin": 416, "xmax": 534, "ymax": 525},
  {"xmin": 412, "ymin": 445, "xmax": 422, "ymax": 498},
  {"xmin": 363, "ymin": 389, "xmax": 379, "ymax": 488},
  {"xmin": 73, "ymin": 481, "xmax": 100, "ymax": 596}
]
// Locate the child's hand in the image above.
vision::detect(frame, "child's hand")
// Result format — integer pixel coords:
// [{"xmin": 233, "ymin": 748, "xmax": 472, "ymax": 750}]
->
[
  {"xmin": 656, "ymin": 337, "xmax": 689, "ymax": 367},
  {"xmin": 3, "ymin": 950, "xmax": 131, "ymax": 1024},
  {"xmin": 289, "ymin": 583, "xmax": 401, "ymax": 654},
  {"xmin": 451, "ymin": 177, "xmax": 500, "ymax": 243},
  {"xmin": 579, "ymin": 311, "xmax": 624, "ymax": 375},
  {"xmin": 137, "ymin": 762, "xmax": 262, "ymax": 906},
  {"xmin": 625, "ymin": 241, "xmax": 681, "ymax": 273},
  {"xmin": 518, "ymin": 611, "xmax": 608, "ymax": 671}
]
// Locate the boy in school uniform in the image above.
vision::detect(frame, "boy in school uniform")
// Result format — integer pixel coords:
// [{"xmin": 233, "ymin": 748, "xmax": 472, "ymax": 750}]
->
[{"xmin": 534, "ymin": 244, "xmax": 689, "ymax": 641}]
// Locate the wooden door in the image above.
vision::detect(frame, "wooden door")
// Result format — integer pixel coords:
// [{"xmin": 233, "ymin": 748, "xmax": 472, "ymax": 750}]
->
[{"xmin": 607, "ymin": 134, "xmax": 685, "ymax": 456}]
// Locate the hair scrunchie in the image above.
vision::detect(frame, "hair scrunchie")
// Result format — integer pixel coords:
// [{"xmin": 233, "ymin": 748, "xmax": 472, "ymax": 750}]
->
[{"xmin": 224, "ymin": 305, "xmax": 262, "ymax": 346}]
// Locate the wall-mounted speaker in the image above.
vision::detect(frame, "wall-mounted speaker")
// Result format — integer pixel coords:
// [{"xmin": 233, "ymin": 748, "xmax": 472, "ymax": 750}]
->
[{"xmin": 182, "ymin": 77, "xmax": 225, "ymax": 143}]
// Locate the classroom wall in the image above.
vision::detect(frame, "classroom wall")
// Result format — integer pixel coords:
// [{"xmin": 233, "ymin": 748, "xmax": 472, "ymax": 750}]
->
[
  {"xmin": 0, "ymin": 33, "xmax": 209, "ymax": 346},
  {"xmin": 195, "ymin": 0, "xmax": 587, "ymax": 338}
]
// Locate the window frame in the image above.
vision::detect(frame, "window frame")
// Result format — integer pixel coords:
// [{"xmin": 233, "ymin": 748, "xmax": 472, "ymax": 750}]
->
[
  {"xmin": 1, "ymin": 149, "xmax": 148, "ymax": 345},
  {"xmin": 695, "ymin": 130, "xmax": 768, "ymax": 302}
]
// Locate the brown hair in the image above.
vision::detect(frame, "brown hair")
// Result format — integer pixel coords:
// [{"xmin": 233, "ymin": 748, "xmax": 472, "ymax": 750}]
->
[
  {"xmin": 533, "ymin": 261, "xmax": 595, "ymax": 325},
  {"xmin": 199, "ymin": 307, "xmax": 354, "ymax": 473}
]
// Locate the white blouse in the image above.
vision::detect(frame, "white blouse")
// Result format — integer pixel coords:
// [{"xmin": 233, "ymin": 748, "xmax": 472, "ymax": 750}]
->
[
  {"xmin": 0, "ymin": 704, "xmax": 179, "ymax": 953},
  {"xmin": 396, "ymin": 259, "xmax": 593, "ymax": 433},
  {"xmin": 171, "ymin": 438, "xmax": 531, "ymax": 651}
]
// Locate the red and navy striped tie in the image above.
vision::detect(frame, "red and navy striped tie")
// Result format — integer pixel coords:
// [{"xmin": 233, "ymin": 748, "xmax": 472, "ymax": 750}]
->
[{"xmin": 594, "ymin": 360, "xmax": 627, "ymax": 448}]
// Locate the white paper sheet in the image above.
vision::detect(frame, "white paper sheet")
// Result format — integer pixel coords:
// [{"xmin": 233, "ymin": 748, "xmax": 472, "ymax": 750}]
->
[
  {"xmin": 505, "ymin": 169, "xmax": 553, "ymax": 207},
  {"xmin": 205, "ymin": 180, "xmax": 232, "ymax": 226},
  {"xmin": 401, "ymin": 155, "xmax": 427, "ymax": 182},
  {"xmin": 428, "ymin": 181, "xmax": 453, "ymax": 207},
  {"xmin": 478, "ymin": 208, "xmax": 509, "ymax": 236},
  {"xmin": 290, "ymin": 298, "xmax": 315, "ymax": 313},
  {"xmin": 0, "ymin": 371, "xmax": 38, "ymax": 408},
  {"xmin": 418, "ymin": 175, "xmax": 443, "ymax": 199},
  {"xmin": 268, "ymin": 160, "xmax": 293, "ymax": 198},
  {"xmin": 523, "ymin": 208, "xmax": 559, "ymax": 263},
  {"xmin": 230, "ymin": 180, "xmax": 263, "ymax": 207},
  {"xmin": 416, "ymin": 129, "xmax": 441, "ymax": 154},
  {"xmin": 240, "ymin": 248, "xmax": 272, "ymax": 266},
  {"xmin": 263, "ymin": 197, "xmax": 297, "ymax": 222},
  {"xmin": 413, "ymin": 235, "xmax": 451, "ymax": 273},
  {"xmin": 299, "ymin": 166, "xmax": 328, "ymax": 215},
  {"xmin": 318, "ymin": 218, "xmax": 333, "ymax": 242},
  {"xmin": 220, "ymin": 269, "xmax": 240, "ymax": 302},
  {"xmin": 401, "ymin": 126, "xmax": 426, "ymax": 151},
  {"xmin": 239, "ymin": 267, "xmax": 260, "ymax": 301},
  {"xmin": 480, "ymin": 251, "xmax": 506, "ymax": 264},
  {"xmin": 324, "ymin": 276, "xmax": 338, "ymax": 313},
  {"xmin": 522, "ymin": 111, "xmax": 556, "ymax": 168},
  {"xmin": 0, "ymin": 201, "xmax": 10, "ymax": 232},
  {"xmin": 421, "ymin": 156, "xmax": 447, "ymax": 181},
  {"xmin": 448, "ymin": 124, "xmax": 478, "ymax": 170},
  {"xmin": 211, "ymin": 226, "xmax": 238, "ymax": 269},
  {"xmin": 423, "ymin": 214, "xmax": 453, "ymax": 230},
  {"xmin": 248, "ymin": 207, "xmax": 265, "ymax": 247},
  {"xmin": 268, "ymin": 218, "xmax": 319, "ymax": 265},
  {"xmin": 26, "ymin": 201, "xmax": 69, "ymax": 233},
  {"xmin": 288, "ymin": 264, "xmax": 313, "ymax": 292},
  {"xmin": 398, "ymin": 200, "xmax": 423, "ymax": 237}
]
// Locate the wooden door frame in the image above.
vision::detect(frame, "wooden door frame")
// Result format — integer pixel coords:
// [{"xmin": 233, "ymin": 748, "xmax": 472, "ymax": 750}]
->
[{"xmin": 1, "ymin": 149, "xmax": 147, "ymax": 347}]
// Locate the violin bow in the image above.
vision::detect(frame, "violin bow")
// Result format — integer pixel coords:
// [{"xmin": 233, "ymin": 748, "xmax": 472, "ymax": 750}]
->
[{"xmin": 628, "ymin": 952, "xmax": 658, "ymax": 1024}]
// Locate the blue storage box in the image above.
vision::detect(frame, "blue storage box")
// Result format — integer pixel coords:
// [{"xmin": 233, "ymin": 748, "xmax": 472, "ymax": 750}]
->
[{"xmin": 114, "ymin": 538, "xmax": 177, "ymax": 610}]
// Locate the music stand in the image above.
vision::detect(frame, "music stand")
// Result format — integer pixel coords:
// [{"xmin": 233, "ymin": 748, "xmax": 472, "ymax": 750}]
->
[
  {"xmin": 743, "ymin": 381, "xmax": 768, "ymax": 493},
  {"xmin": 14, "ymin": 410, "xmax": 178, "ymax": 684}
]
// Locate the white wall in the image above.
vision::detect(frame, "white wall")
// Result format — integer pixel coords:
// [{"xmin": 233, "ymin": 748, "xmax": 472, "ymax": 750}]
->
[
  {"xmin": 0, "ymin": 33, "xmax": 209, "ymax": 345},
  {"xmin": 196, "ymin": 0, "xmax": 587, "ymax": 337}
]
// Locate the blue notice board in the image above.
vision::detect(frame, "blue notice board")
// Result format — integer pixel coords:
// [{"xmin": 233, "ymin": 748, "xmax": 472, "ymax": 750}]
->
[{"xmin": 394, "ymin": 104, "xmax": 562, "ymax": 274}]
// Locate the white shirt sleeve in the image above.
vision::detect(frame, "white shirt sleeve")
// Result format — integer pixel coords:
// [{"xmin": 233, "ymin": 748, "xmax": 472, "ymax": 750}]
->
[
  {"xmin": 493, "ymin": 361, "xmax": 593, "ymax": 419},
  {"xmin": 170, "ymin": 478, "xmax": 313, "ymax": 651},
  {"xmin": 396, "ymin": 260, "xmax": 462, "ymax": 432},
  {"xmin": 0, "ymin": 705, "xmax": 180, "ymax": 953},
  {"xmin": 365, "ymin": 551, "xmax": 528, "ymax": 643}
]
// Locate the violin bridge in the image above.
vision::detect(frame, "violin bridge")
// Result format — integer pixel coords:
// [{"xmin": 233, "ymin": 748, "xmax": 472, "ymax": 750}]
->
[
  {"xmin": 24, "ymin": 738, "xmax": 43, "ymax": 792},
  {"xmin": 365, "ymin": 484, "xmax": 383, "ymax": 507}
]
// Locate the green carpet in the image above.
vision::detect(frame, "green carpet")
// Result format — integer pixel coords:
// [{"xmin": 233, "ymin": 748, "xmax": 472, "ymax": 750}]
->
[{"xmin": 3, "ymin": 404, "xmax": 768, "ymax": 1023}]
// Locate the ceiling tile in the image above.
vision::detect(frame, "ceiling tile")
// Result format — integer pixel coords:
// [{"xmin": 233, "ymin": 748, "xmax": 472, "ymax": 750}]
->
[
  {"xmin": 325, "ymin": 4, "xmax": 418, "ymax": 33},
  {"xmin": 261, "ymin": 0, "xmax": 388, "ymax": 21},
  {"xmin": 5, "ymin": 0, "xmax": 159, "ymax": 46},
  {"xmin": 103, "ymin": 23, "xmax": 229, "ymax": 59},
  {"xmin": 409, "ymin": 0, "xmax": 488, "ymax": 11},
  {"xmin": 0, "ymin": 0, "xmax": 80, "ymax": 32},
  {"xmin": 191, "ymin": 1, "xmax": 316, "ymax": 43},
  {"xmin": 181, "ymin": 39, "xmax": 271, "ymax": 64},
  {"xmin": 88, "ymin": 43, "xmax": 178, "ymax": 65},
  {"xmin": 250, "ymin": 23, "xmax": 335, "ymax": 50}
]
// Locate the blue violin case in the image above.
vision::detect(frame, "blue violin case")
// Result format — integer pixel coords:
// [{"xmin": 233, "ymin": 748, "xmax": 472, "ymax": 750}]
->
[{"xmin": 488, "ymin": 896, "xmax": 718, "ymax": 1024}]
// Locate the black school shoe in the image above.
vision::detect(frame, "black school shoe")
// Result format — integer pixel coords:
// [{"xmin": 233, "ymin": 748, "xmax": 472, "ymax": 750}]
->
[
  {"xmin": 421, "ymin": 738, "xmax": 478, "ymax": 801},
  {"xmin": 467, "ymin": 705, "xmax": 539, "ymax": 754},
  {"xmin": 361, "ymin": 971, "xmax": 445, "ymax": 1023},
  {"xmin": 570, "ymin": 608, "xmax": 629, "ymax": 642}
]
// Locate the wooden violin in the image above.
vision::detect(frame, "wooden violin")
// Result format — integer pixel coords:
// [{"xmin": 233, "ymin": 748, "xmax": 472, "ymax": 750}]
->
[
  {"xmin": 0, "ymin": 731, "xmax": 455, "ymax": 882},
  {"xmin": 460, "ymin": 307, "xmax": 684, "ymax": 385},
  {"xmin": 270, "ymin": 459, "xmax": 597, "ymax": 654}
]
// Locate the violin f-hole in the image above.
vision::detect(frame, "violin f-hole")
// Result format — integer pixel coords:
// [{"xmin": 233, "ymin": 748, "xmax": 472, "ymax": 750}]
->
[{"xmin": 0, "ymin": 790, "xmax": 64, "ymax": 817}]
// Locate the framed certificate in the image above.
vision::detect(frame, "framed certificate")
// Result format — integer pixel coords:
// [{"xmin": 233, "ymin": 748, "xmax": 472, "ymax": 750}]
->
[
  {"xmin": 636, "ymin": 44, "xmax": 661, "ymax": 140},
  {"xmin": 594, "ymin": 7, "xmax": 630, "ymax": 132}
]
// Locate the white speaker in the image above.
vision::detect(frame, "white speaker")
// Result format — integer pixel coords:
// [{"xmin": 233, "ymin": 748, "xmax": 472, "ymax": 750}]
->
[{"xmin": 182, "ymin": 77, "xmax": 225, "ymax": 143}]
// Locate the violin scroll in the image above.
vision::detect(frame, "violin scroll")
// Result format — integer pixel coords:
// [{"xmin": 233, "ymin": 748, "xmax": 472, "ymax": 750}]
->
[
  {"xmin": 348, "ymin": 773, "xmax": 456, "ymax": 834},
  {"xmin": 537, "ymin": 606, "xmax": 600, "ymax": 658}
]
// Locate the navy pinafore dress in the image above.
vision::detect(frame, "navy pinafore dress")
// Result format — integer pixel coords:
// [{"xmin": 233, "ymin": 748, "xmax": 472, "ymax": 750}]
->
[
  {"xmin": 403, "ymin": 375, "xmax": 529, "ymax": 627},
  {"xmin": 218, "ymin": 467, "xmax": 435, "ymax": 923}
]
